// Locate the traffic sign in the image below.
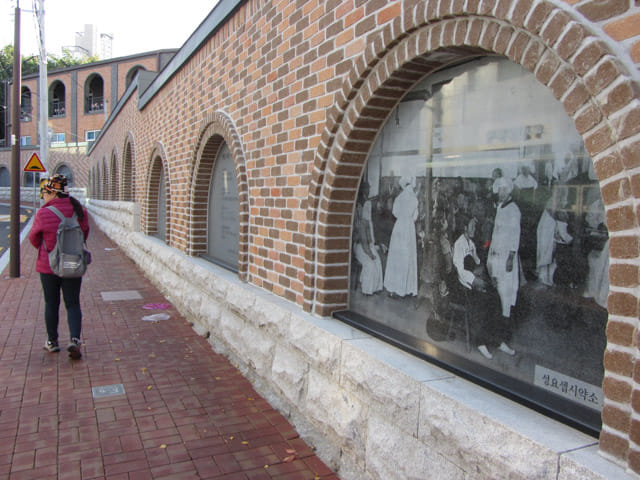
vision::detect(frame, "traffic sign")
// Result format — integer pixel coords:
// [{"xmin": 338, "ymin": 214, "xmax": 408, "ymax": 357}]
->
[{"xmin": 24, "ymin": 153, "xmax": 46, "ymax": 173}]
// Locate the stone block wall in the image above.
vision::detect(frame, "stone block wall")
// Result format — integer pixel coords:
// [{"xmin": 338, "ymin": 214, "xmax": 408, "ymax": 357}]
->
[{"xmin": 87, "ymin": 200, "xmax": 634, "ymax": 480}]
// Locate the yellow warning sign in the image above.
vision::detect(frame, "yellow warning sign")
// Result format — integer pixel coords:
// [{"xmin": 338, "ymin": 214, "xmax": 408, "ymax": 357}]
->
[{"xmin": 24, "ymin": 153, "xmax": 46, "ymax": 173}]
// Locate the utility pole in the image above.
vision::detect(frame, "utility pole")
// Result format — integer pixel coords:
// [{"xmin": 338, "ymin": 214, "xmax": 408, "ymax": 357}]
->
[
  {"xmin": 9, "ymin": 1, "xmax": 21, "ymax": 278},
  {"xmin": 36, "ymin": 0, "xmax": 48, "ymax": 173}
]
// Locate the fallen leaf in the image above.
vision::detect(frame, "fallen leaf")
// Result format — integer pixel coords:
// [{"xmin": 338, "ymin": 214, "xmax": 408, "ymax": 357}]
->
[
  {"xmin": 283, "ymin": 455, "xmax": 295, "ymax": 463},
  {"xmin": 142, "ymin": 367, "xmax": 147, "ymax": 373},
  {"xmin": 147, "ymin": 385, "xmax": 153, "ymax": 390},
  {"xmin": 115, "ymin": 358, "xmax": 120, "ymax": 362},
  {"xmin": 160, "ymin": 444, "xmax": 167, "ymax": 449},
  {"xmin": 285, "ymin": 449, "xmax": 296, "ymax": 454},
  {"xmin": 241, "ymin": 441, "xmax": 249, "ymax": 445}
]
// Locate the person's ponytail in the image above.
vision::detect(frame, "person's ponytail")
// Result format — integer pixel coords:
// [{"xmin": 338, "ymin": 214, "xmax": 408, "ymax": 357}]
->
[{"xmin": 69, "ymin": 196, "xmax": 85, "ymax": 221}]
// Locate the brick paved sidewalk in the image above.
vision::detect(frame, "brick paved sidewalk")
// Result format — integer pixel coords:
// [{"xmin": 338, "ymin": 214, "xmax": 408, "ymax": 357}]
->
[{"xmin": 0, "ymin": 216, "xmax": 337, "ymax": 480}]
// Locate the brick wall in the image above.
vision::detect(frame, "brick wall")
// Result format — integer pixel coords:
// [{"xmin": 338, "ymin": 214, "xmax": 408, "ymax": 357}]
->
[{"xmin": 87, "ymin": 0, "xmax": 640, "ymax": 475}]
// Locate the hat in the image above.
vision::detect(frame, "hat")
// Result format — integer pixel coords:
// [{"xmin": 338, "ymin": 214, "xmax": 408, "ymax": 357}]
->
[{"xmin": 40, "ymin": 174, "xmax": 68, "ymax": 196}]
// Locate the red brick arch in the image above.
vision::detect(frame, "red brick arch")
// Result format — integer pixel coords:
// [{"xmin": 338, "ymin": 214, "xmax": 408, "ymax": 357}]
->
[
  {"xmin": 305, "ymin": 3, "xmax": 640, "ymax": 468},
  {"xmin": 101, "ymin": 156, "xmax": 109, "ymax": 200},
  {"xmin": 120, "ymin": 132, "xmax": 135, "ymax": 202},
  {"xmin": 109, "ymin": 148, "xmax": 118, "ymax": 201},
  {"xmin": 144, "ymin": 142, "xmax": 171, "ymax": 242},
  {"xmin": 188, "ymin": 110, "xmax": 249, "ymax": 280}
]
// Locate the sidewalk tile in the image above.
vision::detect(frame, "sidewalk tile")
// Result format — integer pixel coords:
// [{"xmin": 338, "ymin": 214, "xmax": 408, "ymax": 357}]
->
[{"xmin": 0, "ymin": 216, "xmax": 337, "ymax": 479}]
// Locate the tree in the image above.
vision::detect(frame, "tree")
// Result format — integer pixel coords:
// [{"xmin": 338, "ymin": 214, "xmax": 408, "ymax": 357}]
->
[{"xmin": 0, "ymin": 45, "xmax": 98, "ymax": 145}]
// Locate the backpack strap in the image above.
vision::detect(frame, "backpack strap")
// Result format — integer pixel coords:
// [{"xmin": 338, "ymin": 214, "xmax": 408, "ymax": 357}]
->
[
  {"xmin": 46, "ymin": 205, "xmax": 77, "ymax": 221},
  {"xmin": 43, "ymin": 205, "xmax": 78, "ymax": 253}
]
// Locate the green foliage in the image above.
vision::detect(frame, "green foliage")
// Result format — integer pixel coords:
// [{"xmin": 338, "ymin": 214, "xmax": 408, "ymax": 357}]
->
[
  {"xmin": 0, "ymin": 44, "xmax": 99, "ymax": 82},
  {"xmin": 0, "ymin": 44, "xmax": 98, "ymax": 144}
]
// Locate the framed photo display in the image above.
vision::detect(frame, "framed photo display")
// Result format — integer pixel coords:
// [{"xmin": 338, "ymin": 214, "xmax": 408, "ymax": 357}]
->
[{"xmin": 338, "ymin": 57, "xmax": 608, "ymax": 435}]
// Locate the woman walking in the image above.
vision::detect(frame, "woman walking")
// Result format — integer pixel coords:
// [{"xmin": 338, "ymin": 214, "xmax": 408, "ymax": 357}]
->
[{"xmin": 29, "ymin": 175, "xmax": 90, "ymax": 359}]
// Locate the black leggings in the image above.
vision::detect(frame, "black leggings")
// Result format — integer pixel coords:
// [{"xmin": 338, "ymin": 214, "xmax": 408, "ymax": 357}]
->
[{"xmin": 40, "ymin": 273, "xmax": 83, "ymax": 342}]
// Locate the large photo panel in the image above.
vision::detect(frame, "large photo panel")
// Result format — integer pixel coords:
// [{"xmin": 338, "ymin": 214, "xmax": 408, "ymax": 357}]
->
[{"xmin": 345, "ymin": 57, "xmax": 607, "ymax": 433}]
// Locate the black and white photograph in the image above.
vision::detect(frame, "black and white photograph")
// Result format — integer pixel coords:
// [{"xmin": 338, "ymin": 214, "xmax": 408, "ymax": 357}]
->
[{"xmin": 348, "ymin": 58, "xmax": 607, "ymax": 424}]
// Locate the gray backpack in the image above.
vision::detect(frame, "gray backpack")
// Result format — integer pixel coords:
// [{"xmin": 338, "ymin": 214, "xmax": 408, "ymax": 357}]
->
[{"xmin": 45, "ymin": 205, "xmax": 91, "ymax": 278}]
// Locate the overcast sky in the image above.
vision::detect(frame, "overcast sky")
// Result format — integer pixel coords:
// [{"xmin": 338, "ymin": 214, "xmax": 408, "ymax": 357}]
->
[{"xmin": 1, "ymin": 0, "xmax": 218, "ymax": 59}]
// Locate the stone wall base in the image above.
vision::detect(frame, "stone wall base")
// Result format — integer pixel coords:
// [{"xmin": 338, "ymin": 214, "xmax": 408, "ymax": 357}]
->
[{"xmin": 86, "ymin": 200, "xmax": 635, "ymax": 480}]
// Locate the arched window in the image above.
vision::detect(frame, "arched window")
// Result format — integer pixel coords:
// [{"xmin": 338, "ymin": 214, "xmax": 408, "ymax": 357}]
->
[
  {"xmin": 102, "ymin": 158, "xmax": 109, "ymax": 200},
  {"xmin": 147, "ymin": 155, "xmax": 168, "ymax": 243},
  {"xmin": 156, "ymin": 166, "xmax": 167, "ymax": 241},
  {"xmin": 0, "ymin": 166, "xmax": 9, "ymax": 187},
  {"xmin": 85, "ymin": 74, "xmax": 105, "ymax": 114},
  {"xmin": 205, "ymin": 143, "xmax": 239, "ymax": 271},
  {"xmin": 48, "ymin": 81, "xmax": 66, "ymax": 118},
  {"xmin": 20, "ymin": 86, "xmax": 32, "ymax": 122},
  {"xmin": 110, "ymin": 152, "xmax": 118, "ymax": 200},
  {"xmin": 345, "ymin": 57, "xmax": 608, "ymax": 433},
  {"xmin": 122, "ymin": 140, "xmax": 134, "ymax": 201},
  {"xmin": 54, "ymin": 165, "xmax": 73, "ymax": 188},
  {"xmin": 125, "ymin": 65, "xmax": 146, "ymax": 88}
]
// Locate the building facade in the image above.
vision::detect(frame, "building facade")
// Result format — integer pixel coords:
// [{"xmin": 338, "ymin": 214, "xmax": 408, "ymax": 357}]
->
[
  {"xmin": 0, "ymin": 50, "xmax": 177, "ymax": 189},
  {"xmin": 86, "ymin": 1, "xmax": 640, "ymax": 479}
]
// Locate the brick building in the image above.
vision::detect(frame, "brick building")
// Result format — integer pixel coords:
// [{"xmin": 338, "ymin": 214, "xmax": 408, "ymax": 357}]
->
[
  {"xmin": 86, "ymin": 1, "xmax": 640, "ymax": 479},
  {"xmin": 0, "ymin": 50, "xmax": 177, "ymax": 190}
]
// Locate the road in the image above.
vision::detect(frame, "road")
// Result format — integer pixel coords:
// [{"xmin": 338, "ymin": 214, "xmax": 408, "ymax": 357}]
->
[{"xmin": 0, "ymin": 204, "xmax": 36, "ymax": 256}]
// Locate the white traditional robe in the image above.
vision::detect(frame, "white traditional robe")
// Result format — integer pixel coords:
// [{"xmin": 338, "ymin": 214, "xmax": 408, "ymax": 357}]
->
[
  {"xmin": 487, "ymin": 199, "xmax": 521, "ymax": 317},
  {"xmin": 536, "ymin": 209, "xmax": 556, "ymax": 286},
  {"xmin": 384, "ymin": 186, "xmax": 418, "ymax": 296},
  {"xmin": 354, "ymin": 200, "xmax": 383, "ymax": 295}
]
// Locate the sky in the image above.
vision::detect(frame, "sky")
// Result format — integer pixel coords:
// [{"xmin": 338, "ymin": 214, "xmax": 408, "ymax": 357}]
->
[{"xmin": 1, "ymin": 0, "xmax": 219, "ymax": 59}]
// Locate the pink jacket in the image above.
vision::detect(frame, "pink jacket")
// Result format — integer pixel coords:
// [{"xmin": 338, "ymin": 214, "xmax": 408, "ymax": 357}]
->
[{"xmin": 28, "ymin": 197, "xmax": 90, "ymax": 274}]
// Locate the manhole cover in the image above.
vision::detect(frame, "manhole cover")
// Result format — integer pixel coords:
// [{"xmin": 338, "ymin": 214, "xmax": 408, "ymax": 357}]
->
[
  {"xmin": 101, "ymin": 290, "xmax": 142, "ymax": 301},
  {"xmin": 92, "ymin": 384, "xmax": 126, "ymax": 398}
]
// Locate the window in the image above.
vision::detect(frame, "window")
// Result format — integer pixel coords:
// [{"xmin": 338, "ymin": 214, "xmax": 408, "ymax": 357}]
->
[
  {"xmin": 84, "ymin": 74, "xmax": 105, "ymax": 114},
  {"xmin": 86, "ymin": 130, "xmax": 100, "ymax": 141},
  {"xmin": 125, "ymin": 65, "xmax": 146, "ymax": 88},
  {"xmin": 20, "ymin": 87, "xmax": 32, "ymax": 121},
  {"xmin": 48, "ymin": 81, "xmax": 66, "ymax": 118},
  {"xmin": 20, "ymin": 136, "xmax": 31, "ymax": 146},
  {"xmin": 205, "ymin": 143, "xmax": 239, "ymax": 271},
  {"xmin": 0, "ymin": 167, "xmax": 9, "ymax": 187},
  {"xmin": 155, "ymin": 168, "xmax": 167, "ymax": 242},
  {"xmin": 50, "ymin": 133, "xmax": 65, "ymax": 144},
  {"xmin": 341, "ymin": 57, "xmax": 607, "ymax": 435}
]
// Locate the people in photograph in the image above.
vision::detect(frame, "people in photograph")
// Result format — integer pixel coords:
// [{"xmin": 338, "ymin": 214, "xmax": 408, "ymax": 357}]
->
[
  {"xmin": 513, "ymin": 165, "xmax": 539, "ymax": 281},
  {"xmin": 583, "ymin": 198, "xmax": 609, "ymax": 308},
  {"xmin": 353, "ymin": 184, "xmax": 384, "ymax": 295},
  {"xmin": 487, "ymin": 177, "xmax": 521, "ymax": 320},
  {"xmin": 490, "ymin": 168, "xmax": 503, "ymax": 195},
  {"xmin": 536, "ymin": 194, "xmax": 573, "ymax": 287},
  {"xmin": 452, "ymin": 217, "xmax": 516, "ymax": 359},
  {"xmin": 514, "ymin": 165, "xmax": 538, "ymax": 190},
  {"xmin": 384, "ymin": 175, "xmax": 419, "ymax": 297},
  {"xmin": 430, "ymin": 205, "xmax": 453, "ymax": 296}
]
